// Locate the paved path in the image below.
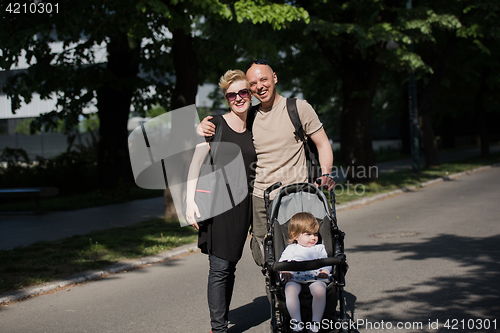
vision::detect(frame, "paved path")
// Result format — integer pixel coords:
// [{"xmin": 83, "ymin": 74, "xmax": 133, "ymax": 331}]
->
[
  {"xmin": 0, "ymin": 197, "xmax": 164, "ymax": 250},
  {"xmin": 0, "ymin": 146, "xmax": 498, "ymax": 251},
  {"xmin": 1, "ymin": 160, "xmax": 499, "ymax": 333}
]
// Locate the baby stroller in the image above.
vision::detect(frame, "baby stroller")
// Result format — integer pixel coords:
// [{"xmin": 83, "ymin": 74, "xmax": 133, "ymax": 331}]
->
[{"xmin": 262, "ymin": 182, "xmax": 348, "ymax": 333}]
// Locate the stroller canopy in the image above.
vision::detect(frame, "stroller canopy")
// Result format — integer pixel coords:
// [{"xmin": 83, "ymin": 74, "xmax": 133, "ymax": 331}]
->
[{"xmin": 269, "ymin": 183, "xmax": 334, "ymax": 226}]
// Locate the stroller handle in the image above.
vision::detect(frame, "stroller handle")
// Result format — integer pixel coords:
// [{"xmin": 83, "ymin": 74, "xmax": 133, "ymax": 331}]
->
[
  {"xmin": 271, "ymin": 256, "xmax": 346, "ymax": 272},
  {"xmin": 264, "ymin": 182, "xmax": 282, "ymax": 218}
]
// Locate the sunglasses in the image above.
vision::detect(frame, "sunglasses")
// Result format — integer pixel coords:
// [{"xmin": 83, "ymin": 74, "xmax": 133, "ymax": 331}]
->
[
  {"xmin": 244, "ymin": 59, "xmax": 270, "ymax": 72},
  {"xmin": 225, "ymin": 88, "xmax": 251, "ymax": 101}
]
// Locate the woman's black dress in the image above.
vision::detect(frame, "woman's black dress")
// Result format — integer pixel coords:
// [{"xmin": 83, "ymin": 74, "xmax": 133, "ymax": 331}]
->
[{"xmin": 198, "ymin": 115, "xmax": 256, "ymax": 262}]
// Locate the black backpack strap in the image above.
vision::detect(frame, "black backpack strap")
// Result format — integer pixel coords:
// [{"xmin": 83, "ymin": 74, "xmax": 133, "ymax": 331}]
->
[
  {"xmin": 286, "ymin": 98, "xmax": 306, "ymax": 143},
  {"xmin": 286, "ymin": 98, "xmax": 321, "ymax": 182},
  {"xmin": 208, "ymin": 115, "xmax": 223, "ymax": 160}
]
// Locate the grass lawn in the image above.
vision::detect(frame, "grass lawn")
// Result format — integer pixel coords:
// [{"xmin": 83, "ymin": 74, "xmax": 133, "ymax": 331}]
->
[
  {"xmin": 334, "ymin": 152, "xmax": 500, "ymax": 205},
  {"xmin": 0, "ymin": 218, "xmax": 197, "ymax": 294}
]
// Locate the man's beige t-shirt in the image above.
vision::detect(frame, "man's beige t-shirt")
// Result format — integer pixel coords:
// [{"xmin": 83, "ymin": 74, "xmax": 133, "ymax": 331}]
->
[{"xmin": 251, "ymin": 96, "xmax": 323, "ymax": 199}]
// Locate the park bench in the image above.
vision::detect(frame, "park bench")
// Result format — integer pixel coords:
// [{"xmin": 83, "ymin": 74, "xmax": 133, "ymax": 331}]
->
[{"xmin": 0, "ymin": 187, "xmax": 59, "ymax": 214}]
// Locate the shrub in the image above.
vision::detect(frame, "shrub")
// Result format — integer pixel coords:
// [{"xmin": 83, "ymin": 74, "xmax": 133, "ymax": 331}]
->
[{"xmin": 0, "ymin": 143, "xmax": 98, "ymax": 195}]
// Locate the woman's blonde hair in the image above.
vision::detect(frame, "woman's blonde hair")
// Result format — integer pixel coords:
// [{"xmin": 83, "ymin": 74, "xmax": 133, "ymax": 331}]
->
[
  {"xmin": 287, "ymin": 212, "xmax": 319, "ymax": 244},
  {"xmin": 219, "ymin": 69, "xmax": 250, "ymax": 95}
]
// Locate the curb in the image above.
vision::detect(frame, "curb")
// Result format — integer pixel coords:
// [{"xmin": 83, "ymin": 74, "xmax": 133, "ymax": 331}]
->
[
  {"xmin": 0, "ymin": 243, "xmax": 199, "ymax": 305},
  {"xmin": 1, "ymin": 162, "xmax": 498, "ymax": 305}
]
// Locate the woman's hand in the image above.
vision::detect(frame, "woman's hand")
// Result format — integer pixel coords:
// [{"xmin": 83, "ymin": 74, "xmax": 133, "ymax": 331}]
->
[
  {"xmin": 185, "ymin": 200, "xmax": 201, "ymax": 230},
  {"xmin": 281, "ymin": 271, "xmax": 293, "ymax": 283},
  {"xmin": 317, "ymin": 269, "xmax": 329, "ymax": 279},
  {"xmin": 196, "ymin": 116, "xmax": 216, "ymax": 137}
]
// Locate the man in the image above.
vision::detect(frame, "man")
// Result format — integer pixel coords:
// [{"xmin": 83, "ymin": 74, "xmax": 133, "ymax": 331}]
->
[{"xmin": 198, "ymin": 59, "xmax": 335, "ymax": 266}]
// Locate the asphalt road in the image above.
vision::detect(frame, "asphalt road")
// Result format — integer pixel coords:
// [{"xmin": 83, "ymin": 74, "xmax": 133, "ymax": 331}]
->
[{"xmin": 1, "ymin": 167, "xmax": 499, "ymax": 333}]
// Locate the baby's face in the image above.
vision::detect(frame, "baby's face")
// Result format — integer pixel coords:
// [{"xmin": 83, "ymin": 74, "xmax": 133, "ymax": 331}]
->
[{"xmin": 296, "ymin": 232, "xmax": 318, "ymax": 248}]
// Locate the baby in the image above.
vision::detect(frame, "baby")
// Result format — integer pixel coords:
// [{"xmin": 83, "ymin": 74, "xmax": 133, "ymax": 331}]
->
[{"xmin": 279, "ymin": 212, "xmax": 331, "ymax": 333}]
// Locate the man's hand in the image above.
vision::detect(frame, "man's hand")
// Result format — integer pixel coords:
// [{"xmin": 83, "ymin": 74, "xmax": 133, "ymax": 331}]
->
[
  {"xmin": 196, "ymin": 116, "xmax": 216, "ymax": 137},
  {"xmin": 315, "ymin": 174, "xmax": 335, "ymax": 192}
]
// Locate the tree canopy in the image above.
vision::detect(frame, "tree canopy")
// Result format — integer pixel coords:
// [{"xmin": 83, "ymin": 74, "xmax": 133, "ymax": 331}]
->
[
  {"xmin": 1, "ymin": 0, "xmax": 498, "ymax": 194},
  {"xmin": 0, "ymin": 0, "xmax": 307, "ymax": 192}
]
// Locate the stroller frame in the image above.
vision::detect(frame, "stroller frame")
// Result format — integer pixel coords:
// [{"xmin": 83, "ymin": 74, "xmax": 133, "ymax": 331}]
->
[{"xmin": 262, "ymin": 182, "xmax": 348, "ymax": 333}]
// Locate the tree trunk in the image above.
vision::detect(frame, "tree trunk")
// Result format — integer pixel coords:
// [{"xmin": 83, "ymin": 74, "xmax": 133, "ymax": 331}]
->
[
  {"xmin": 419, "ymin": 33, "xmax": 457, "ymax": 167},
  {"xmin": 171, "ymin": 29, "xmax": 199, "ymax": 111},
  {"xmin": 163, "ymin": 28, "xmax": 199, "ymax": 220},
  {"xmin": 312, "ymin": 35, "xmax": 379, "ymax": 183},
  {"xmin": 338, "ymin": 44, "xmax": 379, "ymax": 183},
  {"xmin": 96, "ymin": 34, "xmax": 140, "ymax": 192},
  {"xmin": 439, "ymin": 118, "xmax": 455, "ymax": 150},
  {"xmin": 475, "ymin": 67, "xmax": 490, "ymax": 158},
  {"xmin": 400, "ymin": 86, "xmax": 411, "ymax": 155}
]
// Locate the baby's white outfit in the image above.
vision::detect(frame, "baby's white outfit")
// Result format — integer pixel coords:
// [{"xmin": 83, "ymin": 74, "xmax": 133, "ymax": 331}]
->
[
  {"xmin": 279, "ymin": 243, "xmax": 332, "ymax": 332},
  {"xmin": 278, "ymin": 243, "xmax": 332, "ymax": 282}
]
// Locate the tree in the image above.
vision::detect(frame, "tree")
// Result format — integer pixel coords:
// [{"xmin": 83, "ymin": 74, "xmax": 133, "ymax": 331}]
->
[
  {"xmin": 268, "ymin": 1, "xmax": 460, "ymax": 180},
  {"xmin": 447, "ymin": 0, "xmax": 500, "ymax": 158},
  {"xmin": 2, "ymin": 0, "xmax": 172, "ymax": 191},
  {"xmin": 414, "ymin": 0, "xmax": 500, "ymax": 161},
  {"xmin": 0, "ymin": 1, "xmax": 241, "ymax": 192},
  {"xmin": 1, "ymin": 0, "xmax": 310, "ymax": 221}
]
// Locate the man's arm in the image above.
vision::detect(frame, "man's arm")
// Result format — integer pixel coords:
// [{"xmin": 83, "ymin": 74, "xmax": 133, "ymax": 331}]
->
[
  {"xmin": 196, "ymin": 116, "xmax": 216, "ymax": 137},
  {"xmin": 309, "ymin": 128, "xmax": 335, "ymax": 191}
]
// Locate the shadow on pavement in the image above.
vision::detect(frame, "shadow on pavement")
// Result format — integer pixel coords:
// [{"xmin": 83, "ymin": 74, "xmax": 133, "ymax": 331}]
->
[
  {"xmin": 229, "ymin": 295, "xmax": 269, "ymax": 332},
  {"xmin": 348, "ymin": 234, "xmax": 500, "ymax": 324}
]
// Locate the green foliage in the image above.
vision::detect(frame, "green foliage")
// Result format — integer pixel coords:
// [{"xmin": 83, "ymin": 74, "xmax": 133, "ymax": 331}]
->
[
  {"xmin": 413, "ymin": 0, "xmax": 500, "ymax": 132},
  {"xmin": 232, "ymin": 1, "xmax": 309, "ymax": 29},
  {"xmin": 79, "ymin": 113, "xmax": 100, "ymax": 133},
  {"xmin": 2, "ymin": 0, "xmax": 496, "ymax": 182},
  {"xmin": 13, "ymin": 119, "xmax": 35, "ymax": 135},
  {"xmin": 146, "ymin": 104, "xmax": 167, "ymax": 118},
  {"xmin": 0, "ymin": 0, "xmax": 305, "ymax": 127}
]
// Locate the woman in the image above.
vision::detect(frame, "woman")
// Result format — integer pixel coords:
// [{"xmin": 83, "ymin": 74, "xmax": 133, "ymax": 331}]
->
[{"xmin": 185, "ymin": 69, "xmax": 256, "ymax": 333}]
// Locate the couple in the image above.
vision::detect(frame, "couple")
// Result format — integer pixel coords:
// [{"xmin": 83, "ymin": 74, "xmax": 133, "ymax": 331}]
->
[{"xmin": 185, "ymin": 60, "xmax": 335, "ymax": 333}]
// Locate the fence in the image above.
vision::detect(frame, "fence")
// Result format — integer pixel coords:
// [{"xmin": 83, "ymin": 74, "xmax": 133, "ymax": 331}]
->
[{"xmin": 0, "ymin": 132, "xmax": 95, "ymax": 160}]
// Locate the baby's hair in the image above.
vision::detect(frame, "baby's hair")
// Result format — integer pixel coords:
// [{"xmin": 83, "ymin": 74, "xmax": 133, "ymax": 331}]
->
[{"xmin": 288, "ymin": 212, "xmax": 319, "ymax": 244}]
